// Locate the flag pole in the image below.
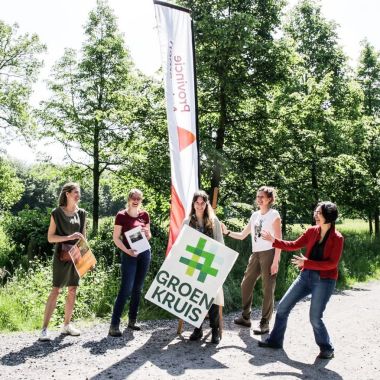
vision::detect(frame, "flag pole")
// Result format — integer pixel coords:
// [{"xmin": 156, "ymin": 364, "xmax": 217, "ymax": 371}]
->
[
  {"xmin": 153, "ymin": 0, "xmax": 201, "ymax": 336},
  {"xmin": 178, "ymin": 10, "xmax": 200, "ymax": 337},
  {"xmin": 190, "ymin": 17, "xmax": 201, "ymax": 186}
]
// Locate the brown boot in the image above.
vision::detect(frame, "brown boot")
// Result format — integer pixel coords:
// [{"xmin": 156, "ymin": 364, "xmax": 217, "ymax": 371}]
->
[
  {"xmin": 253, "ymin": 319, "xmax": 269, "ymax": 335},
  {"xmin": 234, "ymin": 315, "xmax": 251, "ymax": 327}
]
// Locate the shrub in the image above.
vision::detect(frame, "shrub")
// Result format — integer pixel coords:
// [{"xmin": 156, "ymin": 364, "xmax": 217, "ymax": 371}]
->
[
  {"xmin": 2, "ymin": 209, "xmax": 52, "ymax": 267},
  {"xmin": 87, "ymin": 217, "xmax": 116, "ymax": 265}
]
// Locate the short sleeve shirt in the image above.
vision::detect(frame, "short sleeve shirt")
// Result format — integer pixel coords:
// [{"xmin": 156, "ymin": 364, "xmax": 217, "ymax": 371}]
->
[
  {"xmin": 250, "ymin": 208, "xmax": 280, "ymax": 252},
  {"xmin": 115, "ymin": 210, "xmax": 150, "ymax": 249}
]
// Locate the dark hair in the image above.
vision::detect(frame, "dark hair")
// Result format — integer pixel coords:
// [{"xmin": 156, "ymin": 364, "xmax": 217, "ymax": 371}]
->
[
  {"xmin": 58, "ymin": 182, "xmax": 80, "ymax": 207},
  {"xmin": 188, "ymin": 190, "xmax": 215, "ymax": 237},
  {"xmin": 318, "ymin": 201, "xmax": 338, "ymax": 225},
  {"xmin": 257, "ymin": 186, "xmax": 276, "ymax": 205}
]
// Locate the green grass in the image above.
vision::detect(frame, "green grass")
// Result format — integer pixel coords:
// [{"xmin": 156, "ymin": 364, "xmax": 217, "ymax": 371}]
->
[
  {"xmin": 339, "ymin": 218, "xmax": 369, "ymax": 233},
  {"xmin": 0, "ymin": 219, "xmax": 379, "ymax": 332}
]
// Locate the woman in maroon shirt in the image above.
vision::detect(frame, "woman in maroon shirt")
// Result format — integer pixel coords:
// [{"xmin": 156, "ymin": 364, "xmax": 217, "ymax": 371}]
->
[
  {"xmin": 108, "ymin": 189, "xmax": 152, "ymax": 337},
  {"xmin": 258, "ymin": 201, "xmax": 343, "ymax": 360}
]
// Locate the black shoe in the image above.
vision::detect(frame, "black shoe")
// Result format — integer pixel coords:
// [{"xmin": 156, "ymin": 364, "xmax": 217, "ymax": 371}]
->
[
  {"xmin": 211, "ymin": 328, "xmax": 220, "ymax": 344},
  {"xmin": 108, "ymin": 325, "xmax": 122, "ymax": 337},
  {"xmin": 258, "ymin": 339, "xmax": 282, "ymax": 349},
  {"xmin": 189, "ymin": 328, "xmax": 203, "ymax": 341},
  {"xmin": 318, "ymin": 350, "xmax": 334, "ymax": 359},
  {"xmin": 128, "ymin": 320, "xmax": 141, "ymax": 331},
  {"xmin": 234, "ymin": 315, "xmax": 251, "ymax": 327}
]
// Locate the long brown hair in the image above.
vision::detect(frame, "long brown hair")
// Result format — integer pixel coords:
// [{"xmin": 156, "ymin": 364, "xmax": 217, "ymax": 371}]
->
[
  {"xmin": 188, "ymin": 190, "xmax": 214, "ymax": 237},
  {"xmin": 58, "ymin": 182, "xmax": 80, "ymax": 207}
]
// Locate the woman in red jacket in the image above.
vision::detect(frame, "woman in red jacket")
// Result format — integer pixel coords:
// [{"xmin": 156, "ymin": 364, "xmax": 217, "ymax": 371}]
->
[{"xmin": 259, "ymin": 201, "xmax": 343, "ymax": 360}]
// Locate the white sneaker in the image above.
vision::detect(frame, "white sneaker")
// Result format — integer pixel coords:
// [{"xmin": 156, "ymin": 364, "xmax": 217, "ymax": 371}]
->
[
  {"xmin": 62, "ymin": 324, "xmax": 81, "ymax": 336},
  {"xmin": 39, "ymin": 328, "xmax": 51, "ymax": 341}
]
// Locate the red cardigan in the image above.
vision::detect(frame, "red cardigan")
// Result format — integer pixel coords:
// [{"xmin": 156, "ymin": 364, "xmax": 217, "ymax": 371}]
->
[{"xmin": 273, "ymin": 226, "xmax": 344, "ymax": 280}]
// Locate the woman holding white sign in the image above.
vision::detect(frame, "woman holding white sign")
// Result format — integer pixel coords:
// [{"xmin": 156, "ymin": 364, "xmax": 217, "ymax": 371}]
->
[
  {"xmin": 222, "ymin": 186, "xmax": 282, "ymax": 335},
  {"xmin": 109, "ymin": 189, "xmax": 152, "ymax": 337},
  {"xmin": 183, "ymin": 190, "xmax": 224, "ymax": 344}
]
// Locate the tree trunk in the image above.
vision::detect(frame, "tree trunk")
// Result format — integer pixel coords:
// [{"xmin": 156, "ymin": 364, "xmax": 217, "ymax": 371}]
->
[
  {"xmin": 281, "ymin": 201, "xmax": 287, "ymax": 236},
  {"xmin": 368, "ymin": 211, "xmax": 373, "ymax": 235},
  {"xmin": 311, "ymin": 156, "xmax": 319, "ymax": 225},
  {"xmin": 27, "ymin": 239, "xmax": 38, "ymax": 262},
  {"xmin": 210, "ymin": 84, "xmax": 227, "ymax": 205},
  {"xmin": 375, "ymin": 206, "xmax": 379, "ymax": 236},
  {"xmin": 92, "ymin": 122, "xmax": 100, "ymax": 235}
]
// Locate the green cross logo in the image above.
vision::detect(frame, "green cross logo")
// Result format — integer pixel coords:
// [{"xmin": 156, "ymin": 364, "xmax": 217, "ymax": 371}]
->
[{"xmin": 179, "ymin": 237, "xmax": 218, "ymax": 283}]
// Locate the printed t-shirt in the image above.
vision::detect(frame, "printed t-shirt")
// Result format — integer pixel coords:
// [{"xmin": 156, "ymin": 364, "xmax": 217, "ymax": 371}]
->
[{"xmin": 250, "ymin": 208, "xmax": 280, "ymax": 252}]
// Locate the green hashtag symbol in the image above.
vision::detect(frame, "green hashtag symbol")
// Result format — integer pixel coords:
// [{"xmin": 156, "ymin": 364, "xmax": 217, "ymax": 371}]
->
[{"xmin": 179, "ymin": 238, "xmax": 218, "ymax": 283}]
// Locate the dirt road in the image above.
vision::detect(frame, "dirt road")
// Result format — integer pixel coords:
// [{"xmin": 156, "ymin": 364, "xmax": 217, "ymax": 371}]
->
[{"xmin": 1, "ymin": 280, "xmax": 379, "ymax": 380}]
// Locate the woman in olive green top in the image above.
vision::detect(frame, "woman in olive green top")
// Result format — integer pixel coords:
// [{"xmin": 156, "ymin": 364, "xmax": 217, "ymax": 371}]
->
[{"xmin": 39, "ymin": 182, "xmax": 86, "ymax": 341}]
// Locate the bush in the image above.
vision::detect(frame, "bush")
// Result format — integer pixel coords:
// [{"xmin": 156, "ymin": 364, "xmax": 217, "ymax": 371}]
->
[
  {"xmin": 0, "ymin": 261, "xmax": 51, "ymax": 331},
  {"xmin": 88, "ymin": 217, "xmax": 116, "ymax": 265},
  {"xmin": 2, "ymin": 209, "xmax": 52, "ymax": 268},
  {"xmin": 338, "ymin": 232, "xmax": 380, "ymax": 285}
]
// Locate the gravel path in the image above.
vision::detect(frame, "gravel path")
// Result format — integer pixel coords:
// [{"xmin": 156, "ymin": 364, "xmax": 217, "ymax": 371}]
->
[{"xmin": 1, "ymin": 280, "xmax": 379, "ymax": 380}]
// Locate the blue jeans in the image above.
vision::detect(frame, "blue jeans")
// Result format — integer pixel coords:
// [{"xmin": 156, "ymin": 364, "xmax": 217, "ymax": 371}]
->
[
  {"xmin": 111, "ymin": 249, "xmax": 151, "ymax": 326},
  {"xmin": 267, "ymin": 270, "xmax": 336, "ymax": 352}
]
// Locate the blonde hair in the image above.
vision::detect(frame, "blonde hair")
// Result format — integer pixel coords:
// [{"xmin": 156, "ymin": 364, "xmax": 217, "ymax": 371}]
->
[{"xmin": 125, "ymin": 188, "xmax": 144, "ymax": 209}]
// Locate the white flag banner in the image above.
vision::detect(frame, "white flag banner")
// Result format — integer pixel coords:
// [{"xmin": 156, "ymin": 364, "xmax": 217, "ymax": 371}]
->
[
  {"xmin": 154, "ymin": 1, "xmax": 199, "ymax": 254},
  {"xmin": 145, "ymin": 225, "xmax": 239, "ymax": 328}
]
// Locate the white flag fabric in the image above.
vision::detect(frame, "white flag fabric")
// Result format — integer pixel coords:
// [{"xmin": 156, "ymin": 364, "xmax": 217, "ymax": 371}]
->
[{"xmin": 154, "ymin": 1, "xmax": 199, "ymax": 254}]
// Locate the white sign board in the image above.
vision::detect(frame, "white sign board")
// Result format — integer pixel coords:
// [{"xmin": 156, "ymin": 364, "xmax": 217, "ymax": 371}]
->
[{"xmin": 145, "ymin": 225, "xmax": 239, "ymax": 328}]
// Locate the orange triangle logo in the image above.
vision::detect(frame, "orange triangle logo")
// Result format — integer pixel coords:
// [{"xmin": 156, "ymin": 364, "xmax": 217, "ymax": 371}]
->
[{"xmin": 177, "ymin": 127, "xmax": 196, "ymax": 151}]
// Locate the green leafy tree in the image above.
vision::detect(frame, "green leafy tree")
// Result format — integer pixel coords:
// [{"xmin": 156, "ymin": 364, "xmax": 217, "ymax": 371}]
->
[
  {"xmin": 39, "ymin": 0, "xmax": 149, "ymax": 233},
  {"xmin": 106, "ymin": 78, "xmax": 171, "ymax": 227},
  {"xmin": 267, "ymin": 0, "xmax": 359, "ymax": 225},
  {"xmin": 178, "ymin": 0, "xmax": 288, "ymax": 203},
  {"xmin": 0, "ymin": 20, "xmax": 45, "ymax": 144},
  {"xmin": 284, "ymin": 0, "xmax": 346, "ymax": 84},
  {"xmin": 356, "ymin": 40, "xmax": 380, "ymax": 234},
  {"xmin": 8, "ymin": 161, "xmax": 93, "ymax": 214},
  {"xmin": 0, "ymin": 157, "xmax": 24, "ymax": 211}
]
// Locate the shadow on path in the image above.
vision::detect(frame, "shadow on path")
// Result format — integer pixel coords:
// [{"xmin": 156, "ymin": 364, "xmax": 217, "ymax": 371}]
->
[
  {"xmin": 0, "ymin": 335, "xmax": 72, "ymax": 366},
  {"xmin": 220, "ymin": 328, "xmax": 343, "ymax": 380},
  {"xmin": 334, "ymin": 286, "xmax": 371, "ymax": 296},
  {"xmin": 82, "ymin": 328, "xmax": 136, "ymax": 355},
  {"xmin": 87, "ymin": 327, "xmax": 226, "ymax": 379}
]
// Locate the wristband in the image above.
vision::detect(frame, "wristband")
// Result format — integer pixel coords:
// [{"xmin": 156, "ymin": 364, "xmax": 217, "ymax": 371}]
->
[{"xmin": 226, "ymin": 230, "xmax": 231, "ymax": 236}]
